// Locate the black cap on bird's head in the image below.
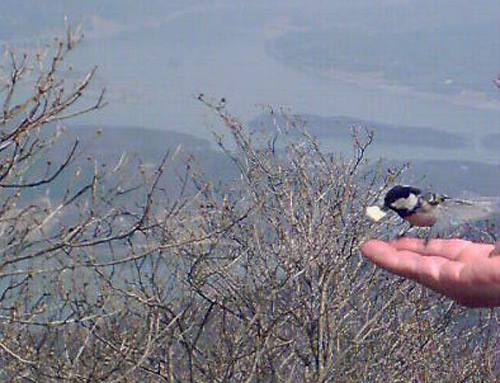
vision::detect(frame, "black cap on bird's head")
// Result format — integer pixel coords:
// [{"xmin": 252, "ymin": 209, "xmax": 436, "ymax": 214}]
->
[
  {"xmin": 383, "ymin": 185, "xmax": 422, "ymax": 217},
  {"xmin": 384, "ymin": 185, "xmax": 421, "ymax": 207}
]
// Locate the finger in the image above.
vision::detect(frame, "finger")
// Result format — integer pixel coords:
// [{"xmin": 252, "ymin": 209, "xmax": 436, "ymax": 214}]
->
[
  {"xmin": 361, "ymin": 239, "xmax": 449, "ymax": 281},
  {"xmin": 390, "ymin": 238, "xmax": 494, "ymax": 260},
  {"xmin": 360, "ymin": 240, "xmax": 398, "ymax": 268},
  {"xmin": 361, "ymin": 240, "xmax": 424, "ymax": 275}
]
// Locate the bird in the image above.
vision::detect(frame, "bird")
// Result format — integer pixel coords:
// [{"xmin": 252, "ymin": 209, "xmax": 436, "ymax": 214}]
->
[
  {"xmin": 367, "ymin": 184, "xmax": 500, "ymax": 242},
  {"xmin": 383, "ymin": 185, "xmax": 446, "ymax": 227}
]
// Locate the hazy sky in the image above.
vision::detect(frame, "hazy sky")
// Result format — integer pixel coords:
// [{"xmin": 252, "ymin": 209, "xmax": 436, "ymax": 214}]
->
[{"xmin": 1, "ymin": 1, "xmax": 499, "ymax": 162}]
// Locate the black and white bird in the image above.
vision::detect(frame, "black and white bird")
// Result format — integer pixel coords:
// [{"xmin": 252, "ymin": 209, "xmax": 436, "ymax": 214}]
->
[
  {"xmin": 367, "ymin": 185, "xmax": 500, "ymax": 237},
  {"xmin": 365, "ymin": 185, "xmax": 500, "ymax": 256}
]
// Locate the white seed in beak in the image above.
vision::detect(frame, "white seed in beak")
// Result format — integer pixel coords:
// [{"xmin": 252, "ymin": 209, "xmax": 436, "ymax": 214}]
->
[{"xmin": 366, "ymin": 206, "xmax": 387, "ymax": 222}]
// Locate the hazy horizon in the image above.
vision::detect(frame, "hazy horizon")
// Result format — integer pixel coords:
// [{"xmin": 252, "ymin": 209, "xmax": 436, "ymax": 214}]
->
[{"xmin": 1, "ymin": 1, "xmax": 499, "ymax": 164}]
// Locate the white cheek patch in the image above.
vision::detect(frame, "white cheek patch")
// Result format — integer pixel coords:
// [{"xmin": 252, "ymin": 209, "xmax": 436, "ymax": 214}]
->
[{"xmin": 390, "ymin": 193, "xmax": 419, "ymax": 210}]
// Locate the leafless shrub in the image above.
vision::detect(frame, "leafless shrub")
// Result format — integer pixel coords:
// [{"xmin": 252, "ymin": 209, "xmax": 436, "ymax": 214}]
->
[
  {"xmin": 0, "ymin": 27, "xmax": 499, "ymax": 383},
  {"xmin": 181, "ymin": 99, "xmax": 500, "ymax": 383}
]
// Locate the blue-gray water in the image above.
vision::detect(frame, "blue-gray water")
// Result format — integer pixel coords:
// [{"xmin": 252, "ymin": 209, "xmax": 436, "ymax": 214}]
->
[{"xmin": 3, "ymin": 2, "xmax": 500, "ymax": 163}]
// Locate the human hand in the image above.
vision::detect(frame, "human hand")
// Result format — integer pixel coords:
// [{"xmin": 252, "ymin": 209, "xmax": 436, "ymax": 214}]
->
[{"xmin": 361, "ymin": 238, "xmax": 500, "ymax": 308}]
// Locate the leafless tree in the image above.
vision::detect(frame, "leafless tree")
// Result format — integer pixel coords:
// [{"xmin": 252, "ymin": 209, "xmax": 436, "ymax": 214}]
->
[{"xmin": 0, "ymin": 26, "xmax": 499, "ymax": 383}]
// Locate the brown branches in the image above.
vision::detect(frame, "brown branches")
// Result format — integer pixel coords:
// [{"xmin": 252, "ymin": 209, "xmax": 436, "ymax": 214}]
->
[{"xmin": 0, "ymin": 29, "xmax": 499, "ymax": 381}]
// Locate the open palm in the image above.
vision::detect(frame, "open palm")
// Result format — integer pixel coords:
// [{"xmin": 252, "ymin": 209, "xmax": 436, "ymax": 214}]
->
[{"xmin": 361, "ymin": 238, "xmax": 500, "ymax": 307}]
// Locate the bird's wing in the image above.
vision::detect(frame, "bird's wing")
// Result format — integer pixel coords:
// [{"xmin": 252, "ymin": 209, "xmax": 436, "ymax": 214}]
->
[{"xmin": 433, "ymin": 197, "xmax": 500, "ymax": 233}]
